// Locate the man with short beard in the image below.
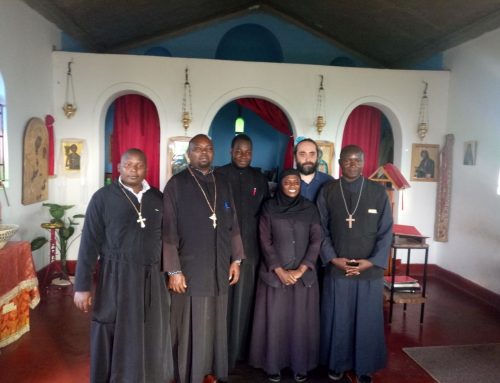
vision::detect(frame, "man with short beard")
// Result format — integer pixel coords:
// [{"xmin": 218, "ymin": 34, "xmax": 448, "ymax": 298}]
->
[{"xmin": 294, "ymin": 138, "xmax": 334, "ymax": 202}]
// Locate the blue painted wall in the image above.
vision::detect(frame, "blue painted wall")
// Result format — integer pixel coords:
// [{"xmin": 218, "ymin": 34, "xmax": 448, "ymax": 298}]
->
[{"xmin": 209, "ymin": 101, "xmax": 289, "ymax": 176}]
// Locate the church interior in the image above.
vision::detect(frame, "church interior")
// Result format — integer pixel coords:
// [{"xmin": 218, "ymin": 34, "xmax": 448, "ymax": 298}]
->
[{"xmin": 1, "ymin": 1, "xmax": 500, "ymax": 381}]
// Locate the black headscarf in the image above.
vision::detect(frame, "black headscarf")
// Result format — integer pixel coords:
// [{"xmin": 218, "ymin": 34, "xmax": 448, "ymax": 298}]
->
[{"xmin": 263, "ymin": 169, "xmax": 313, "ymax": 219}]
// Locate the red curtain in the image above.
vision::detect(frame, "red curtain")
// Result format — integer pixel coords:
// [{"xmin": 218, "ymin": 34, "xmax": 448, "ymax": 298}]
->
[
  {"xmin": 111, "ymin": 95, "xmax": 160, "ymax": 188},
  {"xmin": 341, "ymin": 105, "xmax": 381, "ymax": 177},
  {"xmin": 236, "ymin": 98, "xmax": 294, "ymax": 169}
]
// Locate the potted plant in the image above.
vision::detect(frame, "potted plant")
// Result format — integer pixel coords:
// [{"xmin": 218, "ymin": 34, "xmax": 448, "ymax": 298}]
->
[{"xmin": 31, "ymin": 203, "xmax": 85, "ymax": 284}]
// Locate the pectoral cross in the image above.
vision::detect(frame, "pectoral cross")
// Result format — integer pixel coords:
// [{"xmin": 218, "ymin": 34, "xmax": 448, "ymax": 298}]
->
[
  {"xmin": 209, "ymin": 213, "xmax": 217, "ymax": 229},
  {"xmin": 137, "ymin": 213, "xmax": 147, "ymax": 228},
  {"xmin": 346, "ymin": 214, "xmax": 355, "ymax": 229}
]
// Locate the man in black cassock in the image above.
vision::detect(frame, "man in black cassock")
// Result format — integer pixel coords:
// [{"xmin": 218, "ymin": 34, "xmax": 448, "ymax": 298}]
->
[
  {"xmin": 163, "ymin": 134, "xmax": 245, "ymax": 383},
  {"xmin": 317, "ymin": 145, "xmax": 393, "ymax": 383},
  {"xmin": 74, "ymin": 148, "xmax": 173, "ymax": 383},
  {"xmin": 216, "ymin": 134, "xmax": 269, "ymax": 369}
]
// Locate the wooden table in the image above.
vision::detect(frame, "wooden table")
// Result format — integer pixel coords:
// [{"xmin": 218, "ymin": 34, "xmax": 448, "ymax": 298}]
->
[
  {"xmin": 385, "ymin": 243, "xmax": 429, "ymax": 324},
  {"xmin": 0, "ymin": 241, "xmax": 40, "ymax": 348}
]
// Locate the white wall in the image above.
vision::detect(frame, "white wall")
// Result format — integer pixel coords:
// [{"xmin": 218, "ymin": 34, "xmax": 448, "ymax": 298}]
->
[
  {"xmin": 0, "ymin": 0, "xmax": 456, "ymax": 279},
  {"xmin": 0, "ymin": 0, "xmax": 61, "ymax": 269},
  {"xmin": 440, "ymin": 29, "xmax": 500, "ymax": 294},
  {"xmin": 50, "ymin": 52, "xmax": 450, "ymax": 265}
]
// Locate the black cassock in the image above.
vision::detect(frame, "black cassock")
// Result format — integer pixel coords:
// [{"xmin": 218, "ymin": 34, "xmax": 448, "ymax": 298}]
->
[
  {"xmin": 163, "ymin": 168, "xmax": 244, "ymax": 382},
  {"xmin": 75, "ymin": 181, "xmax": 173, "ymax": 383},
  {"xmin": 216, "ymin": 163, "xmax": 269, "ymax": 368}
]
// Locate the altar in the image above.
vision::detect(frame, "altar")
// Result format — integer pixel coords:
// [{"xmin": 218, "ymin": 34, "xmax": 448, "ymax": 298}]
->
[{"xmin": 0, "ymin": 241, "xmax": 40, "ymax": 348}]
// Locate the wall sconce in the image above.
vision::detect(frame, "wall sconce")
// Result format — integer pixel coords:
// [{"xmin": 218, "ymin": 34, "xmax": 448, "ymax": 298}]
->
[
  {"xmin": 182, "ymin": 67, "xmax": 193, "ymax": 135},
  {"xmin": 314, "ymin": 75, "xmax": 326, "ymax": 135},
  {"xmin": 234, "ymin": 104, "xmax": 245, "ymax": 134},
  {"xmin": 62, "ymin": 60, "xmax": 77, "ymax": 118},
  {"xmin": 417, "ymin": 81, "xmax": 429, "ymax": 141}
]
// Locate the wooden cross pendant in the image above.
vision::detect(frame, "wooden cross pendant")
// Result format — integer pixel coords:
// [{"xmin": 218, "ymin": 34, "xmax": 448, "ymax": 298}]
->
[
  {"xmin": 209, "ymin": 213, "xmax": 217, "ymax": 229},
  {"xmin": 137, "ymin": 213, "xmax": 147, "ymax": 228},
  {"xmin": 346, "ymin": 214, "xmax": 355, "ymax": 229}
]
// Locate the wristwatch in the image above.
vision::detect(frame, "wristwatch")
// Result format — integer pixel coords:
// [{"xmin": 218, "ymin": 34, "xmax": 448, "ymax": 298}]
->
[{"xmin": 234, "ymin": 260, "xmax": 242, "ymax": 265}]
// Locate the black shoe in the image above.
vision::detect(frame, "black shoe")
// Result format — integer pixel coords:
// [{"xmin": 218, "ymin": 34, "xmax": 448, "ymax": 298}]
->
[
  {"xmin": 268, "ymin": 373, "xmax": 281, "ymax": 382},
  {"xmin": 356, "ymin": 375, "xmax": 372, "ymax": 383},
  {"xmin": 328, "ymin": 370, "xmax": 344, "ymax": 381},
  {"xmin": 294, "ymin": 373, "xmax": 307, "ymax": 382}
]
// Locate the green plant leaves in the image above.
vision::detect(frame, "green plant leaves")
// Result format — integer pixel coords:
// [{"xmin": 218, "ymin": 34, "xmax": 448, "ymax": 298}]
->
[
  {"xmin": 59, "ymin": 226, "xmax": 75, "ymax": 240},
  {"xmin": 31, "ymin": 236, "xmax": 48, "ymax": 251}
]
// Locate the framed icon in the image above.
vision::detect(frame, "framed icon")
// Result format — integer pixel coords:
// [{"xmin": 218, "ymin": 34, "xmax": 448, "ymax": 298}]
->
[
  {"xmin": 411, "ymin": 143, "xmax": 439, "ymax": 182},
  {"xmin": 62, "ymin": 139, "xmax": 85, "ymax": 173}
]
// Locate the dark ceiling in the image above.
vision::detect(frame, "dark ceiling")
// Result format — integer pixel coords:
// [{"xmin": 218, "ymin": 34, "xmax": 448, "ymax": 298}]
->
[{"xmin": 21, "ymin": 0, "xmax": 500, "ymax": 68}]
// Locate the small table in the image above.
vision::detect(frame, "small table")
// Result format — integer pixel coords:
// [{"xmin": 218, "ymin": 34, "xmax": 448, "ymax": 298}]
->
[
  {"xmin": 0, "ymin": 241, "xmax": 40, "ymax": 348},
  {"xmin": 384, "ymin": 243, "xmax": 429, "ymax": 324}
]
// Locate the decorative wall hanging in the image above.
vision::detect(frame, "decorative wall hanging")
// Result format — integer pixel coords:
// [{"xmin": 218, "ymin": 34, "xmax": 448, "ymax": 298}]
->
[
  {"xmin": 463, "ymin": 140, "xmax": 477, "ymax": 165},
  {"xmin": 181, "ymin": 67, "xmax": 193, "ymax": 134},
  {"xmin": 61, "ymin": 139, "xmax": 85, "ymax": 174},
  {"xmin": 62, "ymin": 60, "xmax": 77, "ymax": 118},
  {"xmin": 314, "ymin": 75, "xmax": 326, "ymax": 135},
  {"xmin": 22, "ymin": 117, "xmax": 49, "ymax": 205},
  {"xmin": 316, "ymin": 140, "xmax": 334, "ymax": 175},
  {"xmin": 417, "ymin": 81, "xmax": 429, "ymax": 141},
  {"xmin": 45, "ymin": 115, "xmax": 55, "ymax": 176},
  {"xmin": 435, "ymin": 134, "xmax": 454, "ymax": 242},
  {"xmin": 410, "ymin": 143, "xmax": 439, "ymax": 182}
]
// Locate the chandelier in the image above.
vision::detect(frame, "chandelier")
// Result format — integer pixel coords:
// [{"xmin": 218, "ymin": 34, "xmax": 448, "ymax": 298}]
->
[
  {"xmin": 417, "ymin": 81, "xmax": 429, "ymax": 141},
  {"xmin": 314, "ymin": 75, "xmax": 326, "ymax": 135},
  {"xmin": 182, "ymin": 67, "xmax": 193, "ymax": 134},
  {"xmin": 62, "ymin": 60, "xmax": 77, "ymax": 118}
]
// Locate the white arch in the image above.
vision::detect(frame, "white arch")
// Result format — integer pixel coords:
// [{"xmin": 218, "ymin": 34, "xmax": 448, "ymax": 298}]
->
[
  {"xmin": 92, "ymin": 82, "xmax": 169, "ymax": 188},
  {"xmin": 201, "ymin": 87, "xmax": 298, "ymax": 138},
  {"xmin": 336, "ymin": 96, "xmax": 403, "ymax": 169},
  {"xmin": 336, "ymin": 96, "xmax": 404, "ymax": 220}
]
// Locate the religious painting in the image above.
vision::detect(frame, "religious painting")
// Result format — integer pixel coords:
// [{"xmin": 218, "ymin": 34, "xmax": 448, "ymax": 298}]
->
[
  {"xmin": 411, "ymin": 143, "xmax": 439, "ymax": 182},
  {"xmin": 317, "ymin": 140, "xmax": 335, "ymax": 175},
  {"xmin": 61, "ymin": 139, "xmax": 84, "ymax": 174},
  {"xmin": 167, "ymin": 136, "xmax": 191, "ymax": 180},
  {"xmin": 22, "ymin": 117, "xmax": 49, "ymax": 205},
  {"xmin": 463, "ymin": 140, "xmax": 477, "ymax": 166}
]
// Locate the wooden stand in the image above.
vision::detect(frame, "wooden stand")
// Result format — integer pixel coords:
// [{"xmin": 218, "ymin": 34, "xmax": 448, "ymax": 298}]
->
[{"xmin": 385, "ymin": 226, "xmax": 429, "ymax": 324}]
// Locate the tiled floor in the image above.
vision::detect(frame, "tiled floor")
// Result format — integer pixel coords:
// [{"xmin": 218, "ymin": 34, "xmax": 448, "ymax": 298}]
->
[{"xmin": 1, "ymin": 275, "xmax": 500, "ymax": 382}]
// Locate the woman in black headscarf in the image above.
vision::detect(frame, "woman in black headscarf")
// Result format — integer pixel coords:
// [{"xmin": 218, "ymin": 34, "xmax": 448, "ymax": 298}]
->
[{"xmin": 249, "ymin": 169, "xmax": 322, "ymax": 383}]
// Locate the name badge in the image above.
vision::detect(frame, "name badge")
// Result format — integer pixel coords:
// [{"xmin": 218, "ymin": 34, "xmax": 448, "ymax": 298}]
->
[{"xmin": 368, "ymin": 208, "xmax": 378, "ymax": 214}]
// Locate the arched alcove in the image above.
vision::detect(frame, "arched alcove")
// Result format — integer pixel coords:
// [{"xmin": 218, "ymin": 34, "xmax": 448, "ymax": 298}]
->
[
  {"xmin": 93, "ymin": 83, "xmax": 167, "ymax": 191},
  {"xmin": 104, "ymin": 94, "xmax": 161, "ymax": 188},
  {"xmin": 340, "ymin": 105, "xmax": 394, "ymax": 178},
  {"xmin": 337, "ymin": 99, "xmax": 402, "ymax": 174},
  {"xmin": 216, "ymin": 24, "xmax": 283, "ymax": 63},
  {"xmin": 208, "ymin": 98, "xmax": 293, "ymax": 181}
]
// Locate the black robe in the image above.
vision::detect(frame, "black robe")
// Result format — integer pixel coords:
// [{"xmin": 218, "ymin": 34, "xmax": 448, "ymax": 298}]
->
[
  {"xmin": 216, "ymin": 163, "xmax": 269, "ymax": 367},
  {"xmin": 249, "ymin": 194, "xmax": 322, "ymax": 376},
  {"xmin": 74, "ymin": 181, "xmax": 173, "ymax": 383},
  {"xmin": 162, "ymin": 167, "xmax": 244, "ymax": 382},
  {"xmin": 317, "ymin": 177, "xmax": 393, "ymax": 376}
]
